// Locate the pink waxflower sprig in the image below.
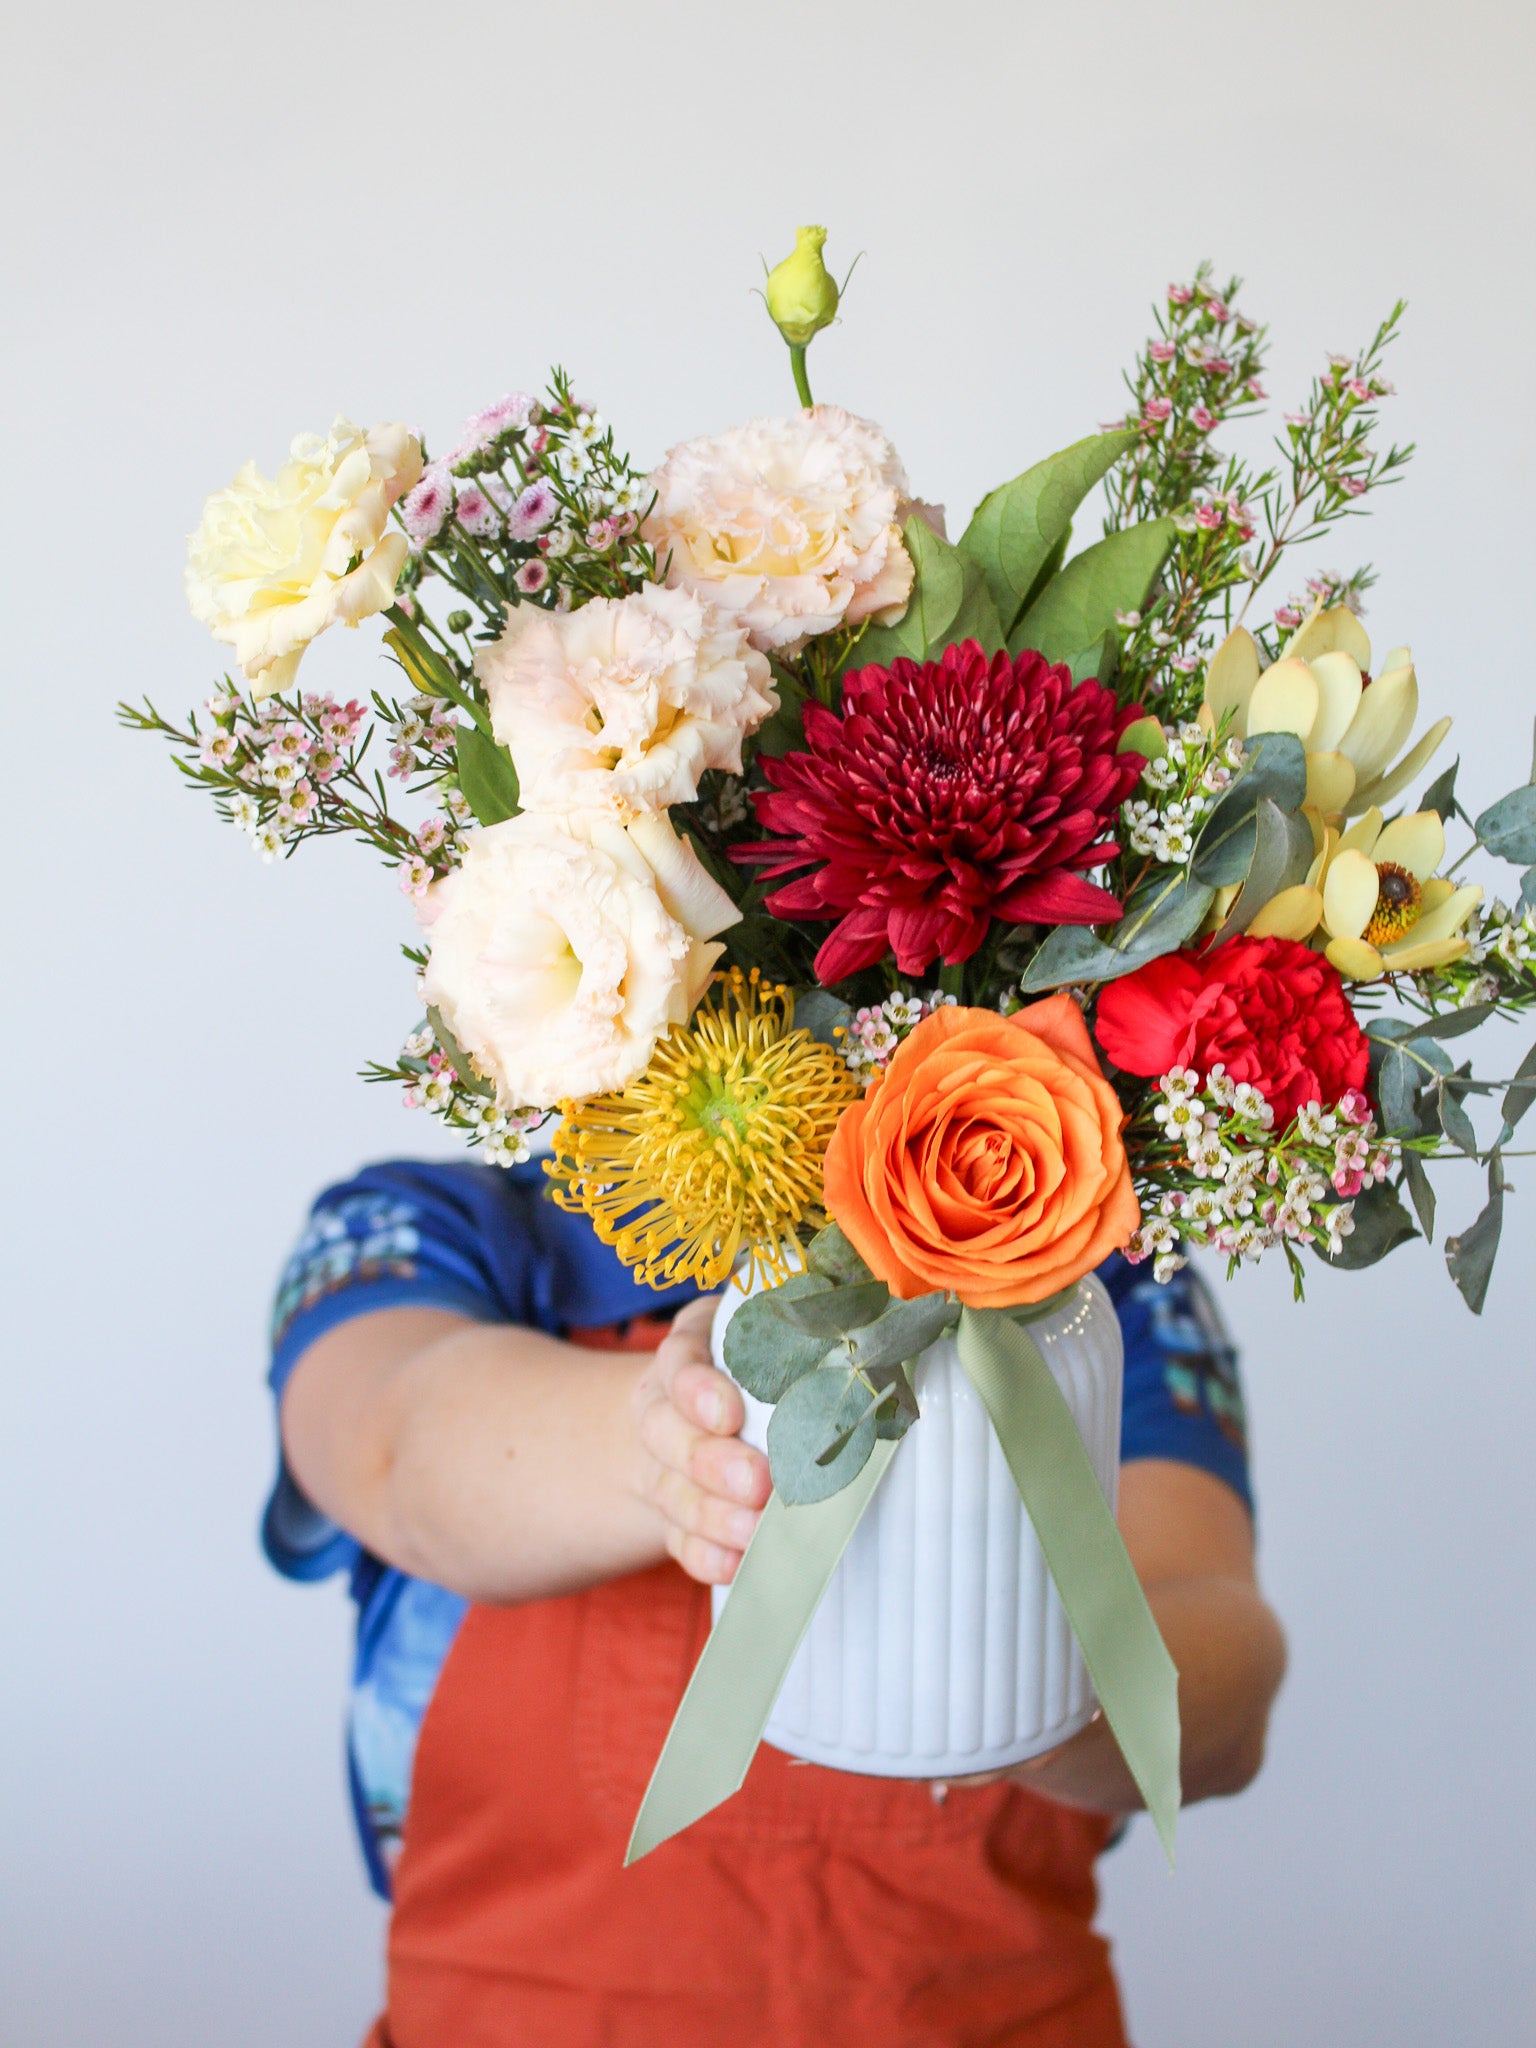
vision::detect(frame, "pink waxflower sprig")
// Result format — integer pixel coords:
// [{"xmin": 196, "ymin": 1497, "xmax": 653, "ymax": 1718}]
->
[
  {"xmin": 362, "ymin": 1005, "xmax": 548, "ymax": 1166},
  {"xmin": 393, "ymin": 367, "xmax": 657, "ymax": 639},
  {"xmin": 1105, "ymin": 278, "xmax": 1413, "ymax": 720},
  {"xmin": 119, "ymin": 684, "xmax": 469, "ymax": 880},
  {"xmin": 1124, "ymin": 1065, "xmax": 1392, "ymax": 1291}
]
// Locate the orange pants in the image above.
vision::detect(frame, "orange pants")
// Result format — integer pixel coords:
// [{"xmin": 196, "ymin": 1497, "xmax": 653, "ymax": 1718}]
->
[{"xmin": 362, "ymin": 1554, "xmax": 1128, "ymax": 2046}]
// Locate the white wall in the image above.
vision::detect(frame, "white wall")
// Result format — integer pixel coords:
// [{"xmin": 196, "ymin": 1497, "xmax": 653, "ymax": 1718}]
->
[{"xmin": 4, "ymin": 2, "xmax": 1534, "ymax": 2041}]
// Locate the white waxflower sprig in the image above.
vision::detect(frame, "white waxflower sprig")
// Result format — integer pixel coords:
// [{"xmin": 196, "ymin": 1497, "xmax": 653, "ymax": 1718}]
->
[
  {"xmin": 1120, "ymin": 722, "xmax": 1243, "ymax": 866},
  {"xmin": 1126, "ymin": 1065, "xmax": 1391, "ymax": 1287}
]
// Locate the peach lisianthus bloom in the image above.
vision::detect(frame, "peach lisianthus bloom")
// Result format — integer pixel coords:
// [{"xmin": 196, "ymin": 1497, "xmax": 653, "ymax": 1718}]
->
[
  {"xmin": 822, "ymin": 997, "xmax": 1139, "ymax": 1308},
  {"xmin": 419, "ymin": 810, "xmax": 739, "ymax": 1109},
  {"xmin": 477, "ymin": 584, "xmax": 776, "ymax": 817},
  {"xmin": 642, "ymin": 407, "xmax": 915, "ymax": 652},
  {"xmin": 185, "ymin": 418, "xmax": 423, "ymax": 698}
]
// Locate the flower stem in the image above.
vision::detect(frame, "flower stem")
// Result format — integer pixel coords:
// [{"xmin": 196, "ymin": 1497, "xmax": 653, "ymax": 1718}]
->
[{"xmin": 789, "ymin": 344, "xmax": 814, "ymax": 410}]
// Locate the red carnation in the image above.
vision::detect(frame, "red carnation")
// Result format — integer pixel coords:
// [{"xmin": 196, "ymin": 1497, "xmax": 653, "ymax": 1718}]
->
[
  {"xmin": 1093, "ymin": 935, "xmax": 1370, "ymax": 1128},
  {"xmin": 736, "ymin": 640, "xmax": 1147, "ymax": 984}
]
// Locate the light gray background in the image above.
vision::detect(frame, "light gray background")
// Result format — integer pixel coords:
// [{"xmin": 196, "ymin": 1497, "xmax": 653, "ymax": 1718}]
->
[{"xmin": 5, "ymin": 2, "xmax": 1534, "ymax": 2042}]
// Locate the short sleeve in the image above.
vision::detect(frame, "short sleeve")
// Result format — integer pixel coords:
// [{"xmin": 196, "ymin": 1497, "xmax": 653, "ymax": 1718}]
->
[
  {"xmin": 1102, "ymin": 1253, "xmax": 1253, "ymax": 1515},
  {"xmin": 262, "ymin": 1162, "xmax": 526, "ymax": 1582}
]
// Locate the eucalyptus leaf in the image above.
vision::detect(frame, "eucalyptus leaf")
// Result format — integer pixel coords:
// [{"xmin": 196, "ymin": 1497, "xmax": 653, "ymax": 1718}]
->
[
  {"xmin": 1011, "ymin": 520, "xmax": 1175, "ymax": 665},
  {"xmin": 1521, "ymin": 865, "xmax": 1536, "ymax": 915},
  {"xmin": 1019, "ymin": 872, "xmax": 1214, "ymax": 993},
  {"xmin": 1212, "ymin": 796, "xmax": 1316, "ymax": 942},
  {"xmin": 1432, "ymin": 1072, "xmax": 1480, "ymax": 1159},
  {"xmin": 843, "ymin": 1291, "xmax": 959, "ymax": 1376},
  {"xmin": 1418, "ymin": 757, "xmax": 1461, "ymax": 823},
  {"xmin": 772, "ymin": 1279, "xmax": 891, "ymax": 1339},
  {"xmin": 958, "ymin": 429, "xmax": 1136, "ymax": 637},
  {"xmin": 804, "ymin": 1220, "xmax": 874, "ymax": 1285},
  {"xmin": 1446, "ymin": 1152, "xmax": 1506, "ymax": 1314},
  {"xmin": 1190, "ymin": 733, "xmax": 1308, "ymax": 887},
  {"xmin": 1374, "ymin": 1042, "xmax": 1422, "ymax": 1138},
  {"xmin": 455, "ymin": 724, "xmax": 521, "ymax": 826},
  {"xmin": 768, "ymin": 1367, "xmax": 878, "ymax": 1503},
  {"xmin": 1498, "ymin": 1038, "xmax": 1536, "ymax": 1146},
  {"xmin": 1473, "ymin": 784, "xmax": 1536, "ymax": 866},
  {"xmin": 814, "ymin": 1381, "xmax": 900, "ymax": 1468},
  {"xmin": 871, "ymin": 1362, "xmax": 921, "ymax": 1440},
  {"xmin": 722, "ymin": 1273, "xmax": 835, "ymax": 1402},
  {"xmin": 792, "ymin": 989, "xmax": 853, "ymax": 1050},
  {"xmin": 1322, "ymin": 1179, "xmax": 1418, "ymax": 1269},
  {"xmin": 1402, "ymin": 1150, "xmax": 1437, "ymax": 1240},
  {"xmin": 1398, "ymin": 1002, "xmax": 1499, "ymax": 1043}
]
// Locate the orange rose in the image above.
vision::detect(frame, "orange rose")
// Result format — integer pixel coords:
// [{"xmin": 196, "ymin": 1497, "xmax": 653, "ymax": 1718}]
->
[{"xmin": 822, "ymin": 995, "xmax": 1139, "ymax": 1308}]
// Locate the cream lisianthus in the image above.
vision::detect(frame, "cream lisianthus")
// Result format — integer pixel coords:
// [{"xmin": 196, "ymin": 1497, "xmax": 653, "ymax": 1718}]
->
[
  {"xmin": 477, "ymin": 584, "xmax": 776, "ymax": 816},
  {"xmin": 418, "ymin": 809, "xmax": 740, "ymax": 1108},
  {"xmin": 642, "ymin": 407, "xmax": 914, "ymax": 652},
  {"xmin": 1247, "ymin": 804, "xmax": 1482, "ymax": 978},
  {"xmin": 1203, "ymin": 605, "xmax": 1451, "ymax": 826},
  {"xmin": 186, "ymin": 418, "xmax": 423, "ymax": 698}
]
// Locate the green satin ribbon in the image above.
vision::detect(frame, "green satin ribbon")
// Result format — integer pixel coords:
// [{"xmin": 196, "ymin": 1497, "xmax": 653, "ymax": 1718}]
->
[
  {"xmin": 625, "ymin": 1437, "xmax": 897, "ymax": 1864},
  {"xmin": 955, "ymin": 1304, "xmax": 1181, "ymax": 1864},
  {"xmin": 627, "ymin": 1285, "xmax": 1181, "ymax": 1867}
]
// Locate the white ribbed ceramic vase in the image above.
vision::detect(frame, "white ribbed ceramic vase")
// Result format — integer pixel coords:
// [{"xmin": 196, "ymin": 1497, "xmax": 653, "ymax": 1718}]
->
[{"xmin": 710, "ymin": 1273, "xmax": 1123, "ymax": 1778}]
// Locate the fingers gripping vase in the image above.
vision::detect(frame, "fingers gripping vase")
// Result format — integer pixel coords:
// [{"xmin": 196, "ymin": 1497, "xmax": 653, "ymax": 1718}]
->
[{"xmin": 710, "ymin": 1273, "xmax": 1123, "ymax": 1779}]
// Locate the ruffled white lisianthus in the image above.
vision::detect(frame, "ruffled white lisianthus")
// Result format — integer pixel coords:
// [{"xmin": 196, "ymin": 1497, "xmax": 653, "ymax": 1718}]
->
[
  {"xmin": 186, "ymin": 418, "xmax": 423, "ymax": 698},
  {"xmin": 477, "ymin": 583, "xmax": 776, "ymax": 817},
  {"xmin": 642, "ymin": 406, "xmax": 914, "ymax": 652},
  {"xmin": 419, "ymin": 810, "xmax": 740, "ymax": 1108}
]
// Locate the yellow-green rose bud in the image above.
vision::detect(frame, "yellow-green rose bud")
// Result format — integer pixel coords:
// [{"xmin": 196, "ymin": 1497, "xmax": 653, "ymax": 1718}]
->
[{"xmin": 765, "ymin": 226, "xmax": 839, "ymax": 347}]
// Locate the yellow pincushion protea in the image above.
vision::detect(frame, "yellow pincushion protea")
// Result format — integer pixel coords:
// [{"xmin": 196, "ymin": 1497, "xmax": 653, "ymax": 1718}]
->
[{"xmin": 546, "ymin": 968, "xmax": 858, "ymax": 1291}]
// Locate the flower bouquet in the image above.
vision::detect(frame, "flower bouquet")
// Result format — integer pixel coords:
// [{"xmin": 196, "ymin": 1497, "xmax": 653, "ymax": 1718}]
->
[{"xmin": 128, "ymin": 227, "xmax": 1536, "ymax": 1865}]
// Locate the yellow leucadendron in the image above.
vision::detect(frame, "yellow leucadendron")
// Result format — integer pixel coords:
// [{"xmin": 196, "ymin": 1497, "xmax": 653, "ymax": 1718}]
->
[
  {"xmin": 1244, "ymin": 803, "xmax": 1482, "ymax": 978},
  {"xmin": 1202, "ymin": 603, "xmax": 1452, "ymax": 827}
]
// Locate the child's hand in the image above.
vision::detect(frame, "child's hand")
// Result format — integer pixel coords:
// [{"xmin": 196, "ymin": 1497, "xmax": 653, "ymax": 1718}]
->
[{"xmin": 631, "ymin": 1296, "xmax": 772, "ymax": 1585}]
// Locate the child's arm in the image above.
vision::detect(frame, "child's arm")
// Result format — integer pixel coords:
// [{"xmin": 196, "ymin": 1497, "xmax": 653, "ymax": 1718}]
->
[
  {"xmin": 1007, "ymin": 1459, "xmax": 1287, "ymax": 1810},
  {"xmin": 279, "ymin": 1295, "xmax": 771, "ymax": 1602}
]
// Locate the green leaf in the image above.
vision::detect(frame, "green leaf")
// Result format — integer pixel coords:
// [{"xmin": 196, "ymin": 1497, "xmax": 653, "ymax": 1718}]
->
[
  {"xmin": 1402, "ymin": 1150, "xmax": 1437, "ymax": 1240},
  {"xmin": 425, "ymin": 1005, "xmax": 495, "ymax": 1098},
  {"xmin": 1323, "ymin": 1179, "xmax": 1418, "ymax": 1270},
  {"xmin": 792, "ymin": 989, "xmax": 852, "ymax": 1050},
  {"xmin": 768, "ymin": 1366, "xmax": 879, "ymax": 1502},
  {"xmin": 1117, "ymin": 715, "xmax": 1167, "ymax": 761},
  {"xmin": 871, "ymin": 1362, "xmax": 921, "ymax": 1440},
  {"xmin": 844, "ymin": 516, "xmax": 965, "ymax": 670},
  {"xmin": 1418, "ymin": 757, "xmax": 1461, "ymax": 822},
  {"xmin": 1520, "ymin": 866, "xmax": 1536, "ymax": 915},
  {"xmin": 1211, "ymin": 796, "xmax": 1316, "ymax": 942},
  {"xmin": 1374, "ymin": 1041, "xmax": 1422, "ymax": 1137},
  {"xmin": 1498, "ymin": 1038, "xmax": 1536, "ymax": 1146},
  {"xmin": 1067, "ymin": 634, "xmax": 1114, "ymax": 684},
  {"xmin": 721, "ymin": 1273, "xmax": 836, "ymax": 1402},
  {"xmin": 945, "ymin": 555, "xmax": 1008, "ymax": 656},
  {"xmin": 1010, "ymin": 519, "xmax": 1175, "ymax": 665},
  {"xmin": 1473, "ymin": 784, "xmax": 1536, "ymax": 866},
  {"xmin": 957, "ymin": 429, "xmax": 1137, "ymax": 637},
  {"xmin": 804, "ymin": 1222, "xmax": 874, "ymax": 1286},
  {"xmin": 1190, "ymin": 733, "xmax": 1308, "ymax": 887},
  {"xmin": 1446, "ymin": 1151, "xmax": 1506, "ymax": 1314},
  {"xmin": 1398, "ymin": 1002, "xmax": 1499, "ymax": 1043},
  {"xmin": 1019, "ymin": 872, "xmax": 1214, "ymax": 994},
  {"xmin": 455, "ymin": 724, "xmax": 520, "ymax": 826},
  {"xmin": 384, "ymin": 623, "xmax": 492, "ymax": 735},
  {"xmin": 1431, "ymin": 1072, "xmax": 1480, "ymax": 1158},
  {"xmin": 772, "ymin": 1279, "xmax": 890, "ymax": 1339},
  {"xmin": 843, "ymin": 1291, "xmax": 959, "ymax": 1376}
]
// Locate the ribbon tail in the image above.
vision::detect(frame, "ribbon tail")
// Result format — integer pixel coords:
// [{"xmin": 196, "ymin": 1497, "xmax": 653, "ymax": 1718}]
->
[
  {"xmin": 626, "ymin": 1437, "xmax": 897, "ymax": 1864},
  {"xmin": 956, "ymin": 1303, "xmax": 1182, "ymax": 1867}
]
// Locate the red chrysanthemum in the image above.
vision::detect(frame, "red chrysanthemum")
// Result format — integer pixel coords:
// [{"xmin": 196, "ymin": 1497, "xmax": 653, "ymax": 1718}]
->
[
  {"xmin": 735, "ymin": 640, "xmax": 1147, "ymax": 984},
  {"xmin": 1093, "ymin": 936, "xmax": 1371, "ymax": 1128}
]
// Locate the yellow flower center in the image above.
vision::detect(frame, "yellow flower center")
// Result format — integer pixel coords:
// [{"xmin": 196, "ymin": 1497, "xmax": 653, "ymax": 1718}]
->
[
  {"xmin": 1362, "ymin": 861, "xmax": 1423, "ymax": 946},
  {"xmin": 546, "ymin": 968, "xmax": 857, "ymax": 1291}
]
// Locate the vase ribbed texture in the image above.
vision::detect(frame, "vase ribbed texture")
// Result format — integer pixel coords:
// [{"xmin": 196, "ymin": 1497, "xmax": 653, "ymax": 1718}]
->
[{"xmin": 711, "ymin": 1276, "xmax": 1123, "ymax": 1777}]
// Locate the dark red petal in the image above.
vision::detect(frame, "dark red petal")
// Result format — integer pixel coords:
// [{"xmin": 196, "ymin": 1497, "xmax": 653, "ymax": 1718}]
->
[
  {"xmin": 813, "ymin": 909, "xmax": 894, "ymax": 984},
  {"xmin": 995, "ymin": 872, "xmax": 1127, "ymax": 925}
]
